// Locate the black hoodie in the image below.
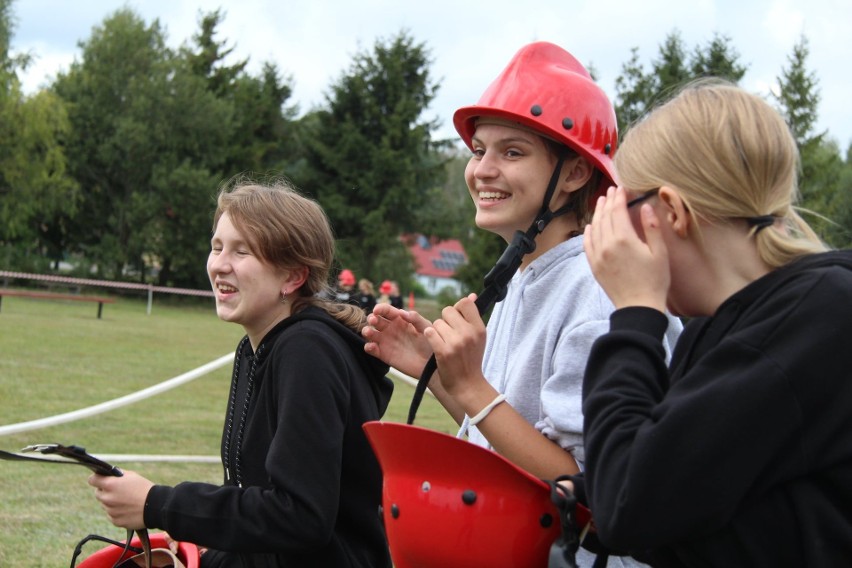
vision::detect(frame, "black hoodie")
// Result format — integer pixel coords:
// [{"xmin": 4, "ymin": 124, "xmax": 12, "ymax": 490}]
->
[
  {"xmin": 577, "ymin": 251, "xmax": 852, "ymax": 567},
  {"xmin": 145, "ymin": 307, "xmax": 394, "ymax": 568}
]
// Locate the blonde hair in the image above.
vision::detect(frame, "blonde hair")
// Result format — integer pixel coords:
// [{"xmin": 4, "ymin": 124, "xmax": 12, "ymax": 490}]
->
[
  {"xmin": 358, "ymin": 279, "xmax": 375, "ymax": 295},
  {"xmin": 212, "ymin": 178, "xmax": 366, "ymax": 332},
  {"xmin": 615, "ymin": 79, "xmax": 828, "ymax": 268}
]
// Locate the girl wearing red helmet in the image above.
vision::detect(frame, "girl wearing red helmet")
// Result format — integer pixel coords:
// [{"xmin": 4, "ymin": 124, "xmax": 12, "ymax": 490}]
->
[{"xmin": 364, "ymin": 43, "xmax": 682, "ymax": 566}]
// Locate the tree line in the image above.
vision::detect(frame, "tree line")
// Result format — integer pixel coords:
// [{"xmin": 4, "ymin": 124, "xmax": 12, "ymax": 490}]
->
[{"xmin": 2, "ymin": 0, "xmax": 850, "ymax": 295}]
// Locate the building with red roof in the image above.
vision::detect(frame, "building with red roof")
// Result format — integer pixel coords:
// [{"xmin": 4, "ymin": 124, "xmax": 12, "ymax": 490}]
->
[{"xmin": 403, "ymin": 234, "xmax": 467, "ymax": 296}]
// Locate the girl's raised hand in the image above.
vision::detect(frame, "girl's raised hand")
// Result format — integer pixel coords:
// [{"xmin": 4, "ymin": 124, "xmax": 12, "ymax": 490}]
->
[
  {"xmin": 363, "ymin": 304, "xmax": 434, "ymax": 377},
  {"xmin": 424, "ymin": 294, "xmax": 490, "ymax": 401},
  {"xmin": 584, "ymin": 187, "xmax": 669, "ymax": 312}
]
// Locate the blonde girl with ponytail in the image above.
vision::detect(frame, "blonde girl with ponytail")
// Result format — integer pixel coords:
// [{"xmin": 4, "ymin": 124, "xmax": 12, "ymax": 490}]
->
[{"xmin": 574, "ymin": 80, "xmax": 852, "ymax": 566}]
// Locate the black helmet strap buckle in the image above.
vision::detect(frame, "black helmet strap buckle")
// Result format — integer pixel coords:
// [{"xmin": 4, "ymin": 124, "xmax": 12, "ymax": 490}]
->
[
  {"xmin": 547, "ymin": 475, "xmax": 581, "ymax": 568},
  {"xmin": 406, "ymin": 154, "xmax": 571, "ymax": 425}
]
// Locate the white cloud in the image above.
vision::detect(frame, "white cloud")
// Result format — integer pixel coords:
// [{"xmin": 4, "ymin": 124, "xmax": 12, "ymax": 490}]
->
[
  {"xmin": 18, "ymin": 46, "xmax": 75, "ymax": 93},
  {"xmin": 9, "ymin": 0, "xmax": 852, "ymax": 148},
  {"xmin": 764, "ymin": 1, "xmax": 804, "ymax": 39}
]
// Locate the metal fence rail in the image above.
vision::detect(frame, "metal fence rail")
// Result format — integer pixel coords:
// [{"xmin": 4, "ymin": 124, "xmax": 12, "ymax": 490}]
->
[{"xmin": 0, "ymin": 270, "xmax": 213, "ymax": 314}]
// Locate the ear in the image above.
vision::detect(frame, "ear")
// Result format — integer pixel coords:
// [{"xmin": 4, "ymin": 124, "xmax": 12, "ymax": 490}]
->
[
  {"xmin": 560, "ymin": 156, "xmax": 594, "ymax": 194},
  {"xmin": 281, "ymin": 266, "xmax": 309, "ymax": 296},
  {"xmin": 657, "ymin": 185, "xmax": 691, "ymax": 238}
]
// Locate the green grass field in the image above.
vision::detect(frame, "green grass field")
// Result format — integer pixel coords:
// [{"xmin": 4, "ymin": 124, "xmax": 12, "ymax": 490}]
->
[{"xmin": 0, "ymin": 292, "xmax": 455, "ymax": 567}]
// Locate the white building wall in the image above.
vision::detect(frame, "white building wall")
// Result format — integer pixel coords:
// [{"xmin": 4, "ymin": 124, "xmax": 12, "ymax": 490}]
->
[{"xmin": 415, "ymin": 274, "xmax": 464, "ymax": 297}]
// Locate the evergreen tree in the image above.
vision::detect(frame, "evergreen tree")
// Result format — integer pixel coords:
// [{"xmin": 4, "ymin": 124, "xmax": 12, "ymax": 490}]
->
[
  {"xmin": 774, "ymin": 35, "xmax": 823, "ymax": 149},
  {"xmin": 53, "ymin": 8, "xmax": 232, "ymax": 285},
  {"xmin": 298, "ymin": 31, "xmax": 448, "ymax": 281},
  {"xmin": 181, "ymin": 10, "xmax": 298, "ymax": 178},
  {"xmin": 614, "ymin": 46, "xmax": 655, "ymax": 133},
  {"xmin": 614, "ymin": 30, "xmax": 747, "ymax": 137},
  {"xmin": 771, "ymin": 34, "xmax": 846, "ymax": 246},
  {"xmin": 833, "ymin": 147, "xmax": 852, "ymax": 248},
  {"xmin": 0, "ymin": 0, "xmax": 78, "ymax": 270},
  {"xmin": 691, "ymin": 32, "xmax": 748, "ymax": 82},
  {"xmin": 184, "ymin": 9, "xmax": 247, "ymax": 96},
  {"xmin": 649, "ymin": 30, "xmax": 693, "ymax": 105}
]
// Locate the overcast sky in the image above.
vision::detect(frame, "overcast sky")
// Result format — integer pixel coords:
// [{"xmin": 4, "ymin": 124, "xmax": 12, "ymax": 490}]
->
[{"xmin": 10, "ymin": 0, "xmax": 852, "ymax": 150}]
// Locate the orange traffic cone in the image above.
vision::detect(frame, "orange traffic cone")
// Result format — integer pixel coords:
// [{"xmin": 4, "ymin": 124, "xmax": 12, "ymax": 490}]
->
[{"xmin": 408, "ymin": 291, "xmax": 415, "ymax": 309}]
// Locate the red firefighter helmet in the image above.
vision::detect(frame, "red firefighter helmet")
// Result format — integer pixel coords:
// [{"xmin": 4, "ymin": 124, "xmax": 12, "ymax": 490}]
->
[
  {"xmin": 453, "ymin": 41, "xmax": 618, "ymax": 195},
  {"xmin": 77, "ymin": 532, "xmax": 200, "ymax": 568},
  {"xmin": 338, "ymin": 268, "xmax": 356, "ymax": 287},
  {"xmin": 364, "ymin": 421, "xmax": 587, "ymax": 568}
]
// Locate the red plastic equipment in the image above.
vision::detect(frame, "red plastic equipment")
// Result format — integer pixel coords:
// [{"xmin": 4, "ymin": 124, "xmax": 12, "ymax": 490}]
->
[
  {"xmin": 77, "ymin": 532, "xmax": 200, "ymax": 568},
  {"xmin": 364, "ymin": 421, "xmax": 572, "ymax": 568}
]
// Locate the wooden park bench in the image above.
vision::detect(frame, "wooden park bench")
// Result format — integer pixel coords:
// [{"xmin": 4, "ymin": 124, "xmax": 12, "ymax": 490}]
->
[{"xmin": 0, "ymin": 289, "xmax": 116, "ymax": 319}]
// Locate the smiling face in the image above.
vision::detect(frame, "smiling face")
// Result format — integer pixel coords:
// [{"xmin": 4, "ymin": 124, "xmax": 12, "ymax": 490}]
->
[
  {"xmin": 464, "ymin": 123, "xmax": 562, "ymax": 242},
  {"xmin": 207, "ymin": 212, "xmax": 290, "ymax": 345}
]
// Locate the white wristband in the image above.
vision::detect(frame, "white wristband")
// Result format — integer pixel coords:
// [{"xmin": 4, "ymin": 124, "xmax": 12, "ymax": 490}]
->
[{"xmin": 469, "ymin": 394, "xmax": 507, "ymax": 426}]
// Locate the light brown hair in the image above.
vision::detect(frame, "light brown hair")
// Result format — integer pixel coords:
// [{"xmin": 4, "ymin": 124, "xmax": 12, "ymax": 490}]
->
[
  {"xmin": 615, "ymin": 79, "xmax": 828, "ymax": 268},
  {"xmin": 212, "ymin": 178, "xmax": 366, "ymax": 332}
]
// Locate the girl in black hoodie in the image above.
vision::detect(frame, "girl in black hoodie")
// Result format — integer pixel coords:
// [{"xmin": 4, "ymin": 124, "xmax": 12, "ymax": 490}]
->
[
  {"xmin": 89, "ymin": 180, "xmax": 393, "ymax": 568},
  {"xmin": 574, "ymin": 80, "xmax": 852, "ymax": 567}
]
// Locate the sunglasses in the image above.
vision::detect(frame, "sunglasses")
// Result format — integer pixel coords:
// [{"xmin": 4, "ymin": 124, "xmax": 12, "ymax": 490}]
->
[{"xmin": 626, "ymin": 188, "xmax": 660, "ymax": 209}]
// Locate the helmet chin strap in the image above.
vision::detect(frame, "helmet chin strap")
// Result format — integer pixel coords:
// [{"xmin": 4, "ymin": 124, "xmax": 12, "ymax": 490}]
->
[{"xmin": 407, "ymin": 154, "xmax": 572, "ymax": 425}]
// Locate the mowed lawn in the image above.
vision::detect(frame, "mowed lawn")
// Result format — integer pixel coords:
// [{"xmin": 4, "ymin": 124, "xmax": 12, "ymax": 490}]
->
[{"xmin": 0, "ymin": 291, "xmax": 456, "ymax": 567}]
